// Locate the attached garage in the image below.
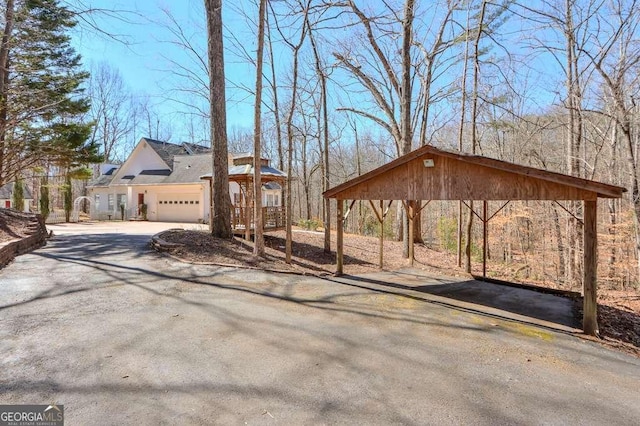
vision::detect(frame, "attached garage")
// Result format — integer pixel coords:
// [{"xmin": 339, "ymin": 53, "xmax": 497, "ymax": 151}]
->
[{"xmin": 157, "ymin": 193, "xmax": 201, "ymax": 222}]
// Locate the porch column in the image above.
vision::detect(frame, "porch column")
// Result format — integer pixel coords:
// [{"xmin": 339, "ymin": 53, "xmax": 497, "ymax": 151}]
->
[
  {"xmin": 583, "ymin": 199, "xmax": 598, "ymax": 336},
  {"xmin": 337, "ymin": 199, "xmax": 344, "ymax": 275}
]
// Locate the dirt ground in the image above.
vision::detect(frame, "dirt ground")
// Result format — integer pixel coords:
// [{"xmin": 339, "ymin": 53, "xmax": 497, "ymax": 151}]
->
[
  {"xmin": 0, "ymin": 208, "xmax": 35, "ymax": 243},
  {"xmin": 161, "ymin": 227, "xmax": 640, "ymax": 357}
]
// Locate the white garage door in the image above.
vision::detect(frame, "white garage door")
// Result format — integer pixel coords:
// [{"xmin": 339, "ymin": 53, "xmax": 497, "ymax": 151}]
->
[{"xmin": 157, "ymin": 193, "xmax": 201, "ymax": 222}]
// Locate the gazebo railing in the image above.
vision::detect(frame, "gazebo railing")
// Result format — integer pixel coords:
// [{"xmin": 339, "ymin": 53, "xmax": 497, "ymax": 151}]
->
[{"xmin": 232, "ymin": 206, "xmax": 285, "ymax": 231}]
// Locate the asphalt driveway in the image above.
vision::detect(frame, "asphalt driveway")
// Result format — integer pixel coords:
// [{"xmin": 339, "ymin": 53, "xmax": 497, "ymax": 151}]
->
[{"xmin": 1, "ymin": 222, "xmax": 639, "ymax": 425}]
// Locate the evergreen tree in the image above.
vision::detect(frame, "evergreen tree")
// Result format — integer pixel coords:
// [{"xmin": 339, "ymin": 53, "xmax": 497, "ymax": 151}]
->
[
  {"xmin": 0, "ymin": 0, "xmax": 100, "ymax": 186},
  {"xmin": 11, "ymin": 177, "xmax": 23, "ymax": 210},
  {"xmin": 39, "ymin": 174, "xmax": 49, "ymax": 219}
]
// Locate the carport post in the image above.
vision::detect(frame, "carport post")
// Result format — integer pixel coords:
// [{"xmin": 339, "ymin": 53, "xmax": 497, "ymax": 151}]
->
[
  {"xmin": 379, "ymin": 200, "xmax": 384, "ymax": 269},
  {"xmin": 482, "ymin": 200, "xmax": 488, "ymax": 277},
  {"xmin": 336, "ymin": 199, "xmax": 344, "ymax": 275},
  {"xmin": 408, "ymin": 201, "xmax": 414, "ymax": 266},
  {"xmin": 583, "ymin": 199, "xmax": 598, "ymax": 336}
]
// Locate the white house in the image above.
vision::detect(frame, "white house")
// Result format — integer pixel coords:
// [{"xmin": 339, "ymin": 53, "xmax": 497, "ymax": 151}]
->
[
  {"xmin": 0, "ymin": 182, "xmax": 33, "ymax": 212},
  {"xmin": 87, "ymin": 137, "xmax": 285, "ymax": 224}
]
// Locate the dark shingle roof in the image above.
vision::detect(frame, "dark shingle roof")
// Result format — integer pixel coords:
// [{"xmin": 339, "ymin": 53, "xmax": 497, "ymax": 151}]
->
[
  {"xmin": 0, "ymin": 182, "xmax": 33, "ymax": 199},
  {"xmin": 165, "ymin": 154, "xmax": 212, "ymax": 184},
  {"xmin": 143, "ymin": 138, "xmax": 210, "ymax": 169},
  {"xmin": 88, "ymin": 174, "xmax": 116, "ymax": 187}
]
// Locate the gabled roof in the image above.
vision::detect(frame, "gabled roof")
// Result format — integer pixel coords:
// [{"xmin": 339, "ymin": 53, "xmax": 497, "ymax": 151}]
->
[
  {"xmin": 90, "ymin": 173, "xmax": 116, "ymax": 187},
  {"xmin": 0, "ymin": 182, "xmax": 34, "ymax": 200},
  {"xmin": 324, "ymin": 144, "xmax": 626, "ymax": 201},
  {"xmin": 144, "ymin": 138, "xmax": 210, "ymax": 169},
  {"xmin": 165, "ymin": 154, "xmax": 212, "ymax": 184}
]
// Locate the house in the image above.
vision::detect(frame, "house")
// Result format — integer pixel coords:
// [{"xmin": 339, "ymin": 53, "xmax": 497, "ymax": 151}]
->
[
  {"xmin": 87, "ymin": 137, "xmax": 285, "ymax": 226},
  {"xmin": 0, "ymin": 182, "xmax": 33, "ymax": 212}
]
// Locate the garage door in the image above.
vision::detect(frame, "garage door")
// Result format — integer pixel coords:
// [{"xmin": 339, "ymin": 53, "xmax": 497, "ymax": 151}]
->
[{"xmin": 157, "ymin": 193, "xmax": 201, "ymax": 222}]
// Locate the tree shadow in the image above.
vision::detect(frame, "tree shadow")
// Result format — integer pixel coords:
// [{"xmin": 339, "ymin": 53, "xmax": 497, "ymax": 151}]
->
[{"xmin": 330, "ymin": 271, "xmax": 581, "ymax": 330}]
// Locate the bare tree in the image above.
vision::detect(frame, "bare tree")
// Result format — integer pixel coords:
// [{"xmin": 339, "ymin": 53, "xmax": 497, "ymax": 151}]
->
[
  {"xmin": 306, "ymin": 12, "xmax": 332, "ymax": 252},
  {"xmin": 271, "ymin": 0, "xmax": 311, "ymax": 263},
  {"xmin": 87, "ymin": 62, "xmax": 133, "ymax": 162},
  {"xmin": 580, "ymin": 0, "xmax": 640, "ymax": 278}
]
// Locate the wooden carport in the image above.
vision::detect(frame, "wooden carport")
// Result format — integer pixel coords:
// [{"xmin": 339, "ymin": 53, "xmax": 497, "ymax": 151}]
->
[{"xmin": 323, "ymin": 145, "xmax": 626, "ymax": 335}]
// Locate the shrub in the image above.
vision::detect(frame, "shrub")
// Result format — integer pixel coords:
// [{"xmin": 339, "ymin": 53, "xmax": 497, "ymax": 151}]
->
[{"xmin": 298, "ymin": 218, "xmax": 321, "ymax": 231}]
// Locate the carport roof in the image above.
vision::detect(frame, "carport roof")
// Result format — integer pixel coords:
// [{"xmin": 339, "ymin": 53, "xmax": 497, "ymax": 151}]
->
[{"xmin": 323, "ymin": 144, "xmax": 626, "ymax": 201}]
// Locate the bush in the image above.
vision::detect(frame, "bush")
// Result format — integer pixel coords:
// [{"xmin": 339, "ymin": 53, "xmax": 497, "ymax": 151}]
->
[
  {"xmin": 298, "ymin": 218, "xmax": 321, "ymax": 231},
  {"xmin": 437, "ymin": 217, "xmax": 457, "ymax": 253}
]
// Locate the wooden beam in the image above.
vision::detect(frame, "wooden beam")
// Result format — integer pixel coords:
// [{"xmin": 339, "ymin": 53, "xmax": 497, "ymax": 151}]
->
[
  {"xmin": 336, "ymin": 199, "xmax": 344, "ymax": 275},
  {"xmin": 482, "ymin": 200, "xmax": 488, "ymax": 277},
  {"xmin": 408, "ymin": 200, "xmax": 414, "ymax": 266},
  {"xmin": 379, "ymin": 200, "xmax": 384, "ymax": 269},
  {"xmin": 583, "ymin": 199, "xmax": 598, "ymax": 336}
]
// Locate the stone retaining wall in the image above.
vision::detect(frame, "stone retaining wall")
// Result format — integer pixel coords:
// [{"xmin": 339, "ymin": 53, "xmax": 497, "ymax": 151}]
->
[{"xmin": 0, "ymin": 212, "xmax": 47, "ymax": 269}]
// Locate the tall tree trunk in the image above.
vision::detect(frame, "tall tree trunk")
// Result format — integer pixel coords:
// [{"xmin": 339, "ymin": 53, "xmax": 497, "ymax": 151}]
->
[
  {"xmin": 400, "ymin": 0, "xmax": 415, "ymax": 258},
  {"xmin": 607, "ymin": 124, "xmax": 618, "ymax": 280},
  {"xmin": 465, "ymin": 0, "xmax": 486, "ymax": 273},
  {"xmin": 307, "ymin": 19, "xmax": 331, "ymax": 253},
  {"xmin": 252, "ymin": 0, "xmax": 266, "ymax": 256},
  {"xmin": 281, "ymin": 3, "xmax": 309, "ymax": 263},
  {"xmin": 0, "ymin": 0, "xmax": 15, "ymax": 185},
  {"xmin": 205, "ymin": 0, "xmax": 232, "ymax": 238},
  {"xmin": 457, "ymin": 4, "xmax": 472, "ymax": 268},
  {"xmin": 564, "ymin": 0, "xmax": 584, "ymax": 287},
  {"xmin": 265, "ymin": 7, "xmax": 284, "ymax": 171}
]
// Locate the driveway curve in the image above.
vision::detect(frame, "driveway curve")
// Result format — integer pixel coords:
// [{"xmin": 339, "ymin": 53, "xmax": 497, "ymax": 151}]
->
[{"xmin": 1, "ymin": 222, "xmax": 639, "ymax": 425}]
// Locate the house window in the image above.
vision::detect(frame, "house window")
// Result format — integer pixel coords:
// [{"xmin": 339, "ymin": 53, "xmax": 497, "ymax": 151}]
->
[
  {"xmin": 267, "ymin": 194, "xmax": 274, "ymax": 207},
  {"xmin": 108, "ymin": 194, "xmax": 114, "ymax": 211},
  {"xmin": 195, "ymin": 201, "xmax": 199, "ymax": 204},
  {"xmin": 274, "ymin": 194, "xmax": 280, "ymax": 206},
  {"xmin": 233, "ymin": 193, "xmax": 242, "ymax": 205},
  {"xmin": 94, "ymin": 194, "xmax": 100, "ymax": 208},
  {"xmin": 117, "ymin": 194, "xmax": 126, "ymax": 208}
]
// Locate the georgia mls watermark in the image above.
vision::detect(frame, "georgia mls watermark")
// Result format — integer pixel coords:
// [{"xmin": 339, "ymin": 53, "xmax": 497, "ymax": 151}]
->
[{"xmin": 0, "ymin": 405, "xmax": 63, "ymax": 426}]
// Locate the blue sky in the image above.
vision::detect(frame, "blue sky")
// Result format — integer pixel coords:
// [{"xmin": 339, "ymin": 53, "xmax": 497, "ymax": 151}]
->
[
  {"xmin": 71, "ymin": 0, "xmax": 259, "ymax": 141},
  {"xmin": 68, "ymin": 0, "xmax": 582, "ymax": 149}
]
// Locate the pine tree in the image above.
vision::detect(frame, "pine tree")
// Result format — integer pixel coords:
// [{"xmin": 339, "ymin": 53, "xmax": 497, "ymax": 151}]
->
[{"xmin": 0, "ymin": 0, "xmax": 100, "ymax": 186}]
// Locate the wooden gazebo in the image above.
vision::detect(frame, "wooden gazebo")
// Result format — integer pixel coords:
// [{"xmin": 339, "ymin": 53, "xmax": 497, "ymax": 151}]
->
[
  {"xmin": 202, "ymin": 155, "xmax": 286, "ymax": 239},
  {"xmin": 323, "ymin": 145, "xmax": 626, "ymax": 335}
]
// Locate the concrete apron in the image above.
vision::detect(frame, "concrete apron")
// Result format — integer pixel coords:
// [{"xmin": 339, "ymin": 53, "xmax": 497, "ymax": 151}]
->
[{"xmin": 332, "ymin": 268, "xmax": 580, "ymax": 333}]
